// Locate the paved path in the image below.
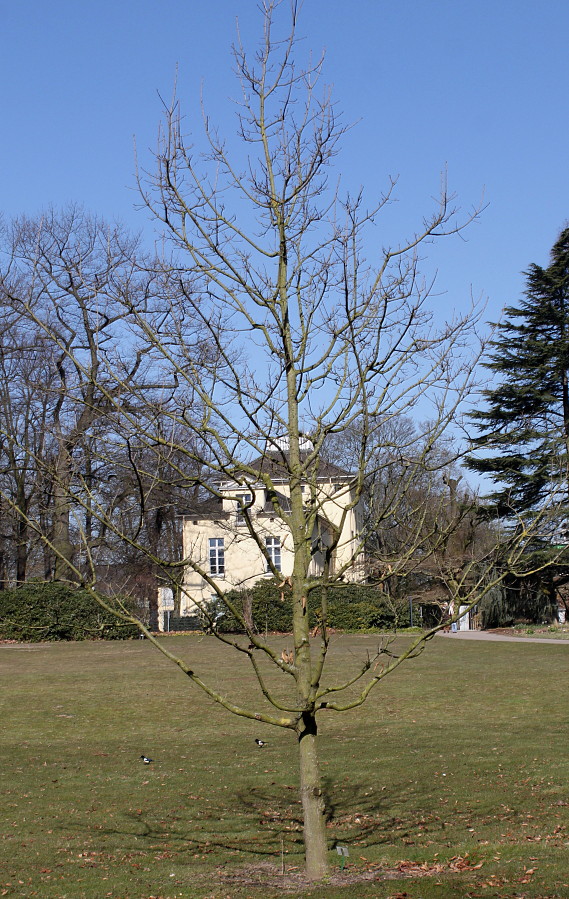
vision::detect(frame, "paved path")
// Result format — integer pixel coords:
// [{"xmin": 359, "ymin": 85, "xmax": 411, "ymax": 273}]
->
[{"xmin": 437, "ymin": 630, "xmax": 569, "ymax": 645}]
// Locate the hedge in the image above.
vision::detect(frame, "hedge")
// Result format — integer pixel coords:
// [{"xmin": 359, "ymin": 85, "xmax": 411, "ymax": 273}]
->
[
  {"xmin": 216, "ymin": 579, "xmax": 430, "ymax": 633},
  {"xmin": 0, "ymin": 582, "xmax": 140, "ymax": 642}
]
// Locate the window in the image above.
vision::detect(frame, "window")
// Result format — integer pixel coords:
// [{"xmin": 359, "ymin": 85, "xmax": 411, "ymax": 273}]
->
[
  {"xmin": 236, "ymin": 493, "xmax": 252, "ymax": 525},
  {"xmin": 209, "ymin": 538, "xmax": 225, "ymax": 575},
  {"xmin": 266, "ymin": 536, "xmax": 281, "ymax": 572}
]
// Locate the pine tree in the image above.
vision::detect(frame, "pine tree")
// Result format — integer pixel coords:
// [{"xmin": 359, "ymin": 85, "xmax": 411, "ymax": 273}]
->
[{"xmin": 468, "ymin": 227, "xmax": 569, "ymax": 524}]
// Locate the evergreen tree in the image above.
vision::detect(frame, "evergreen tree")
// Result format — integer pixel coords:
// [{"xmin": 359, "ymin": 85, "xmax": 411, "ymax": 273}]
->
[{"xmin": 468, "ymin": 227, "xmax": 569, "ymax": 525}]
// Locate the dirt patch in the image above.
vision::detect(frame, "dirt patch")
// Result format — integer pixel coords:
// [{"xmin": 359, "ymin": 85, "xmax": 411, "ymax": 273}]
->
[
  {"xmin": 215, "ymin": 856, "xmax": 482, "ymax": 892},
  {"xmin": 217, "ymin": 861, "xmax": 381, "ymax": 891},
  {"xmin": 486, "ymin": 626, "xmax": 569, "ymax": 640}
]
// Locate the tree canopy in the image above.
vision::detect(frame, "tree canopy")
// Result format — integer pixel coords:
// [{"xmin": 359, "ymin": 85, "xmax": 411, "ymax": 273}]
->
[{"xmin": 468, "ymin": 226, "xmax": 569, "ymax": 524}]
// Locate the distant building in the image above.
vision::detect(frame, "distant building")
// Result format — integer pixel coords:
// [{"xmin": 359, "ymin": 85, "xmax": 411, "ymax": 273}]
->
[{"xmin": 159, "ymin": 444, "xmax": 365, "ymax": 629}]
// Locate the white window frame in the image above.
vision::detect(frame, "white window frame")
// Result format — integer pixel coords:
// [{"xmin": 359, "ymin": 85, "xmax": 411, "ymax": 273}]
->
[
  {"xmin": 236, "ymin": 493, "xmax": 252, "ymax": 526},
  {"xmin": 265, "ymin": 535, "xmax": 281, "ymax": 572},
  {"xmin": 209, "ymin": 537, "xmax": 225, "ymax": 575}
]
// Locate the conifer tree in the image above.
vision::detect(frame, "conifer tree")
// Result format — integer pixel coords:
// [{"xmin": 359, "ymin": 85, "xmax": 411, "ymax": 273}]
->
[{"xmin": 468, "ymin": 226, "xmax": 569, "ymax": 526}]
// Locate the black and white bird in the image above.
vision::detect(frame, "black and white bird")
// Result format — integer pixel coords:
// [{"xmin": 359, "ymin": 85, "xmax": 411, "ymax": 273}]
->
[
  {"xmin": 254, "ymin": 739, "xmax": 268, "ymax": 747},
  {"xmin": 140, "ymin": 755, "xmax": 153, "ymax": 764}
]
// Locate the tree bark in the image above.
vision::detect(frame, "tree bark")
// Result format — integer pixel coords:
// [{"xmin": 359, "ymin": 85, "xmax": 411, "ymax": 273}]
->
[
  {"xmin": 52, "ymin": 450, "xmax": 75, "ymax": 581},
  {"xmin": 298, "ymin": 713, "xmax": 328, "ymax": 880},
  {"xmin": 288, "ymin": 441, "xmax": 329, "ymax": 877},
  {"xmin": 16, "ymin": 517, "xmax": 28, "ymax": 584}
]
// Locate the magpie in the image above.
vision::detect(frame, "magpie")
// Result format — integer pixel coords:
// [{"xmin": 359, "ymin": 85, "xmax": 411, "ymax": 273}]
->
[
  {"xmin": 140, "ymin": 755, "xmax": 153, "ymax": 764},
  {"xmin": 254, "ymin": 739, "xmax": 268, "ymax": 747}
]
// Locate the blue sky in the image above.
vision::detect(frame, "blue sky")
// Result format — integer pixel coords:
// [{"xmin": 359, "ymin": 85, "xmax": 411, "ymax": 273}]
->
[{"xmin": 2, "ymin": 0, "xmax": 568, "ymax": 331}]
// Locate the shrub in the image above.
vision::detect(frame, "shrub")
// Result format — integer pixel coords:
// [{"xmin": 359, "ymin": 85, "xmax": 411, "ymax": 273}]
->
[
  {"xmin": 0, "ymin": 582, "xmax": 140, "ymax": 642},
  {"xmin": 218, "ymin": 579, "xmax": 430, "ymax": 633}
]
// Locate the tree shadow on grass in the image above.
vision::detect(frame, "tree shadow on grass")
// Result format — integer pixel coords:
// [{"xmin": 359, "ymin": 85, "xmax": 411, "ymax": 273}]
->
[
  {"xmin": 229, "ymin": 777, "xmax": 465, "ymax": 855},
  {"xmin": 60, "ymin": 778, "xmax": 453, "ymax": 864}
]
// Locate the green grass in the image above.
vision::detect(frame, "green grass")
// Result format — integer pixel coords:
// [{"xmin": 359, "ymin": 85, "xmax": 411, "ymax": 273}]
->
[{"xmin": 1, "ymin": 634, "xmax": 569, "ymax": 898}]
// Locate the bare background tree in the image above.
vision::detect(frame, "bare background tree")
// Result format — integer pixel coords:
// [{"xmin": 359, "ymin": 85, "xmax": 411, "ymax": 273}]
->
[
  {"xmin": 323, "ymin": 416, "xmax": 497, "ymax": 622},
  {"xmin": 0, "ymin": 317, "xmax": 55, "ymax": 583},
  {"xmin": 0, "ymin": 207, "xmax": 200, "ymax": 603}
]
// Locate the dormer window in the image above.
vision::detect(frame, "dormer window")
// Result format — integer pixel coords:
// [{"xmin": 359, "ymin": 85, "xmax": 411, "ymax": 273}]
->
[{"xmin": 236, "ymin": 493, "xmax": 252, "ymax": 525}]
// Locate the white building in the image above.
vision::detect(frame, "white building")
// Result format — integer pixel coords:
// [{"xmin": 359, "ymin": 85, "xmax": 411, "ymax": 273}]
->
[{"xmin": 162, "ymin": 447, "xmax": 365, "ymax": 627}]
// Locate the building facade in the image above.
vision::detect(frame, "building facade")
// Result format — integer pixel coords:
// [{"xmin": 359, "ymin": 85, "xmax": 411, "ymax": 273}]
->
[{"xmin": 160, "ymin": 449, "xmax": 365, "ymax": 628}]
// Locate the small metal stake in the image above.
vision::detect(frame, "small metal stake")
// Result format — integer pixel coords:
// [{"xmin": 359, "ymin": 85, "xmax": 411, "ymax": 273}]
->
[
  {"xmin": 336, "ymin": 845, "xmax": 349, "ymax": 870},
  {"xmin": 280, "ymin": 834, "xmax": 285, "ymax": 875}
]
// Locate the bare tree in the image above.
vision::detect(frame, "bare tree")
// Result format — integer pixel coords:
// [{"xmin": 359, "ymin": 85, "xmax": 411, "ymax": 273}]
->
[
  {"xmin": 0, "ymin": 206, "xmax": 162, "ymax": 579},
  {"xmin": 0, "ymin": 2, "xmax": 558, "ymax": 881},
  {"xmin": 323, "ymin": 414, "xmax": 495, "ymax": 617},
  {"xmin": 0, "ymin": 304, "xmax": 58, "ymax": 583}
]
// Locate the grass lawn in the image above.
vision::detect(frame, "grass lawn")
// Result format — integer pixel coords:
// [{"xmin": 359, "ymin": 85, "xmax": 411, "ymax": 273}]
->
[{"xmin": 1, "ymin": 633, "xmax": 568, "ymax": 898}]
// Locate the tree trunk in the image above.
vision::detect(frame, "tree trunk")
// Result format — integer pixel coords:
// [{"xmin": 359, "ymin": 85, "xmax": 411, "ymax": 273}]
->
[
  {"xmin": 286, "ymin": 418, "xmax": 330, "ymax": 878},
  {"xmin": 16, "ymin": 512, "xmax": 28, "ymax": 584},
  {"xmin": 298, "ymin": 712, "xmax": 329, "ymax": 880},
  {"xmin": 52, "ymin": 478, "xmax": 74, "ymax": 580},
  {"xmin": 242, "ymin": 591, "xmax": 254, "ymax": 632},
  {"xmin": 51, "ymin": 444, "xmax": 75, "ymax": 581}
]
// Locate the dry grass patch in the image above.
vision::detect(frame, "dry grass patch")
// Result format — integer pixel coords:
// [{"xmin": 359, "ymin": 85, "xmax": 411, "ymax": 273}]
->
[{"xmin": 1, "ymin": 635, "xmax": 568, "ymax": 898}]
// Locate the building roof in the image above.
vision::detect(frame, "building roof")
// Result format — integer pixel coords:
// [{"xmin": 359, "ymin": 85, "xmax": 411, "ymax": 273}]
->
[
  {"xmin": 181, "ymin": 496, "xmax": 230, "ymax": 520},
  {"xmin": 181, "ymin": 450, "xmax": 355, "ymax": 517},
  {"xmin": 260, "ymin": 489, "xmax": 291, "ymax": 514},
  {"xmin": 242, "ymin": 451, "xmax": 353, "ymax": 484}
]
